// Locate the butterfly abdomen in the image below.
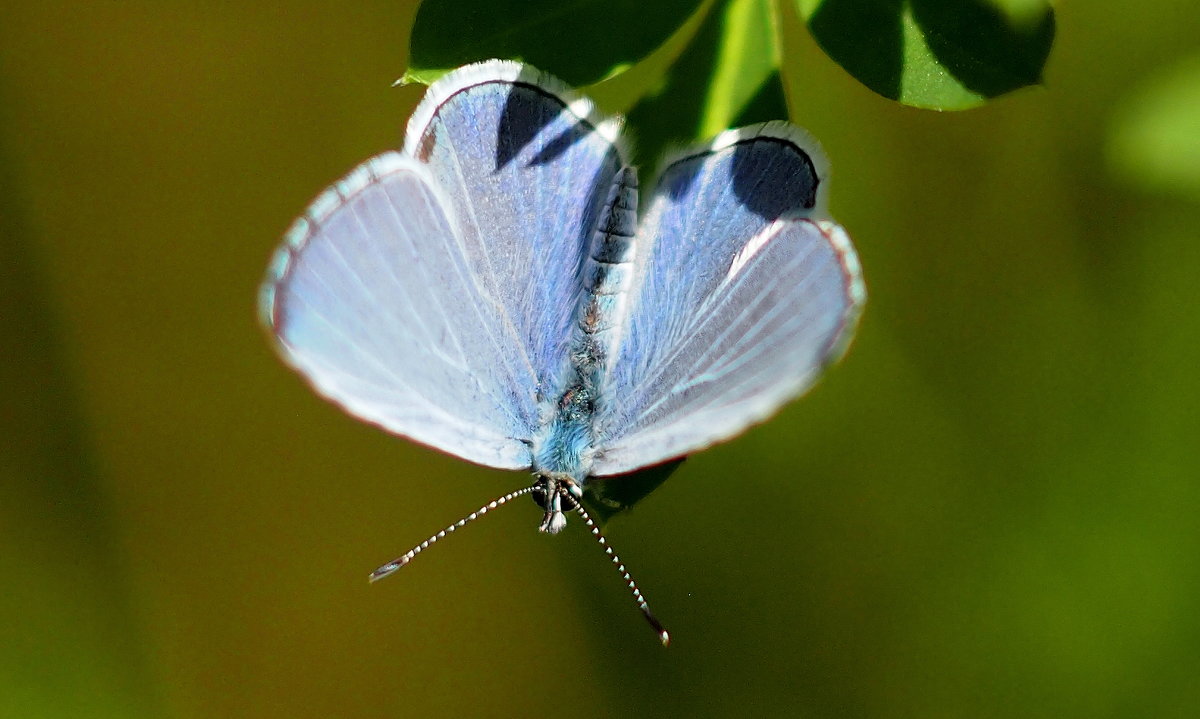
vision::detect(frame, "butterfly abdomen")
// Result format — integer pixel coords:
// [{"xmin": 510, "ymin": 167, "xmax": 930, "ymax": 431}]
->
[{"xmin": 578, "ymin": 166, "xmax": 637, "ymax": 362}]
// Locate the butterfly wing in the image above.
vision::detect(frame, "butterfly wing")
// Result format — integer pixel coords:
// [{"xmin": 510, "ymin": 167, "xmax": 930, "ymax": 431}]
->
[
  {"xmin": 261, "ymin": 61, "xmax": 626, "ymax": 469},
  {"xmin": 261, "ymin": 155, "xmax": 533, "ymax": 468},
  {"xmin": 404, "ymin": 61, "xmax": 627, "ymax": 423},
  {"xmin": 591, "ymin": 123, "xmax": 865, "ymax": 476}
]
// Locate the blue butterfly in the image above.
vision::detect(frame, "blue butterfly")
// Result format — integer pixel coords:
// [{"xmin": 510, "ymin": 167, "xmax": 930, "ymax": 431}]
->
[{"xmin": 260, "ymin": 60, "xmax": 865, "ymax": 644}]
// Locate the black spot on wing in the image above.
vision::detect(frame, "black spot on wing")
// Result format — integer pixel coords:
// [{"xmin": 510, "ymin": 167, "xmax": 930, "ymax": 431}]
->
[{"xmin": 663, "ymin": 136, "xmax": 818, "ymax": 220}]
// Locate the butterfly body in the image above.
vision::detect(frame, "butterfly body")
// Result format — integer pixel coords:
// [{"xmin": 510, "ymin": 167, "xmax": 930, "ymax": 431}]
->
[{"xmin": 530, "ymin": 166, "xmax": 639, "ymax": 506}]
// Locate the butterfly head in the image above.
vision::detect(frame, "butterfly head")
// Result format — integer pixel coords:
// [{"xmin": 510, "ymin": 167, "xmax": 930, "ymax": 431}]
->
[{"xmin": 530, "ymin": 474, "xmax": 582, "ymax": 535}]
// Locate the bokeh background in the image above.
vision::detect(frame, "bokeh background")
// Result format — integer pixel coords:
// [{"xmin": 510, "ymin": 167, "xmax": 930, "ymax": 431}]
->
[{"xmin": 3, "ymin": 1, "xmax": 1199, "ymax": 717}]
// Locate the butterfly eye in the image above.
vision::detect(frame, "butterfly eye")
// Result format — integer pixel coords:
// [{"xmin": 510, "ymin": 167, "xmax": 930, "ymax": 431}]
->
[{"xmin": 530, "ymin": 483, "xmax": 549, "ymax": 510}]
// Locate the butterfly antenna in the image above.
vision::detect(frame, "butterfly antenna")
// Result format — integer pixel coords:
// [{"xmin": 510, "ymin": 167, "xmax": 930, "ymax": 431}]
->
[
  {"xmin": 369, "ymin": 485, "xmax": 538, "ymax": 583},
  {"xmin": 572, "ymin": 496, "xmax": 671, "ymax": 647}
]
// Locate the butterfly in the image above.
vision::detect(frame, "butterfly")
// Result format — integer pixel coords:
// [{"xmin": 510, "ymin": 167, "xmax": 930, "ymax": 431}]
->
[{"xmin": 259, "ymin": 60, "xmax": 865, "ymax": 645}]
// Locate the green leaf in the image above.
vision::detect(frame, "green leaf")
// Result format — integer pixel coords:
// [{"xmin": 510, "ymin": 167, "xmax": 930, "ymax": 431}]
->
[
  {"xmin": 583, "ymin": 460, "xmax": 685, "ymax": 523},
  {"xmin": 799, "ymin": 0, "xmax": 1055, "ymax": 110},
  {"xmin": 625, "ymin": 0, "xmax": 790, "ymax": 169},
  {"xmin": 584, "ymin": 0, "xmax": 720, "ymax": 115},
  {"xmin": 699, "ymin": 0, "xmax": 781, "ymax": 136},
  {"xmin": 406, "ymin": 0, "xmax": 704, "ymax": 88}
]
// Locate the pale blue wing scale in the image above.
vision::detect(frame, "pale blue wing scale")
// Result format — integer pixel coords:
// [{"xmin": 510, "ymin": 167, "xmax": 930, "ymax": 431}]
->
[
  {"xmin": 591, "ymin": 123, "xmax": 865, "ymax": 476},
  {"xmin": 261, "ymin": 153, "xmax": 532, "ymax": 469},
  {"xmin": 404, "ymin": 61, "xmax": 627, "ymax": 420}
]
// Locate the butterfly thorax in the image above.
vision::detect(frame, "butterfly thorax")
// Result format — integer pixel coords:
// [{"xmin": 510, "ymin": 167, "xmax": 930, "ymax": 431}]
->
[{"xmin": 533, "ymin": 374, "xmax": 594, "ymax": 465}]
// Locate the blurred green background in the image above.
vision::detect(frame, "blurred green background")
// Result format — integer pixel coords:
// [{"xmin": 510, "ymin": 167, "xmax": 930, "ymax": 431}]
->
[{"xmin": 3, "ymin": 1, "xmax": 1199, "ymax": 717}]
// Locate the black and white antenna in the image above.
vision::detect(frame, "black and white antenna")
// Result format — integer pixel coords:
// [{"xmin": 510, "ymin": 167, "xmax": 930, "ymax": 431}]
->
[
  {"xmin": 369, "ymin": 481, "xmax": 670, "ymax": 646},
  {"xmin": 368, "ymin": 485, "xmax": 537, "ymax": 581},
  {"xmin": 567, "ymin": 490, "xmax": 671, "ymax": 646}
]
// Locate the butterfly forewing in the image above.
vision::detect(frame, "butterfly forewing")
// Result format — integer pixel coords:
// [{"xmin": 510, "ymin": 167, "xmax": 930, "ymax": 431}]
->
[
  {"xmin": 592, "ymin": 123, "xmax": 865, "ymax": 476},
  {"xmin": 405, "ymin": 62, "xmax": 627, "ymax": 421}
]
